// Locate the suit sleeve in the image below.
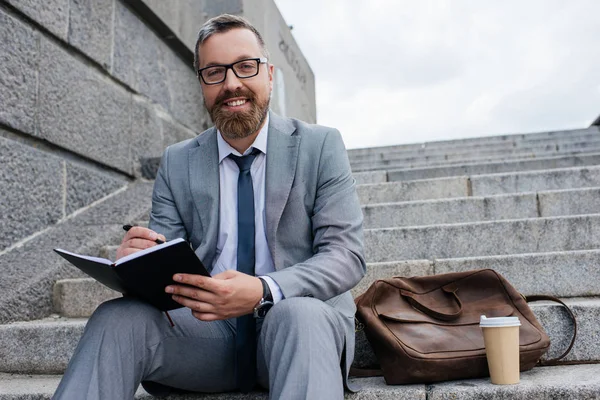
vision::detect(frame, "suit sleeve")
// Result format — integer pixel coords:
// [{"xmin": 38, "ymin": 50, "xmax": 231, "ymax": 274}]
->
[
  {"xmin": 148, "ymin": 147, "xmax": 188, "ymax": 241},
  {"xmin": 266, "ymin": 129, "xmax": 366, "ymax": 300}
]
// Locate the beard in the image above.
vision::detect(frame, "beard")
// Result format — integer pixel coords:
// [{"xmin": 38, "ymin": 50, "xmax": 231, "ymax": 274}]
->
[{"xmin": 206, "ymin": 88, "xmax": 270, "ymax": 140}]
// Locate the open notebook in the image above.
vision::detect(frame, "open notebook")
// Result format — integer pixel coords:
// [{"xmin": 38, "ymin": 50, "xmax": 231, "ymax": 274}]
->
[{"xmin": 54, "ymin": 238, "xmax": 210, "ymax": 311}]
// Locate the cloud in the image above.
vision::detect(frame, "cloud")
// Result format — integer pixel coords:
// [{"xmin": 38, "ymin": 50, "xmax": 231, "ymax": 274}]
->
[{"xmin": 275, "ymin": 0, "xmax": 600, "ymax": 148}]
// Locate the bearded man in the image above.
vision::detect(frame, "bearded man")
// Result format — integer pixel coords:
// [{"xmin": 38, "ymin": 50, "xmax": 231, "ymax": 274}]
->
[{"xmin": 54, "ymin": 14, "xmax": 365, "ymax": 400}]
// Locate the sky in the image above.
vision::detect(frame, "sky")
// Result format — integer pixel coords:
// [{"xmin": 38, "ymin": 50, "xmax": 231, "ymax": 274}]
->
[{"xmin": 273, "ymin": 0, "xmax": 600, "ymax": 149}]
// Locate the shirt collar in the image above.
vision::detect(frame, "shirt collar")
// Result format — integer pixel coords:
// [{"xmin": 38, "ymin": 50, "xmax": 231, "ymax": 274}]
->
[{"xmin": 217, "ymin": 113, "xmax": 269, "ymax": 163}]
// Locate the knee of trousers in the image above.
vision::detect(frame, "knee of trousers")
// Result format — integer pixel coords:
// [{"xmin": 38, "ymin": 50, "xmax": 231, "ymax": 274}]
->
[
  {"xmin": 85, "ymin": 297, "xmax": 164, "ymax": 336},
  {"xmin": 261, "ymin": 297, "xmax": 341, "ymax": 338}
]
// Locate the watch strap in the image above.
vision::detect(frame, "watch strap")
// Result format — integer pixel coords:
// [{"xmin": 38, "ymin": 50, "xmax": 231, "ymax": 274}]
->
[{"xmin": 258, "ymin": 277, "xmax": 274, "ymax": 303}]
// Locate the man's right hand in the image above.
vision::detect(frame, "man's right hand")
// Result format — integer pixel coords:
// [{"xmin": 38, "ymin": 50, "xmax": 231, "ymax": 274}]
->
[{"xmin": 116, "ymin": 226, "xmax": 166, "ymax": 260}]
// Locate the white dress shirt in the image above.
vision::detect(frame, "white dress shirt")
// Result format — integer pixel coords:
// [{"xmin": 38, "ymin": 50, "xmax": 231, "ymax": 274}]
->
[{"xmin": 211, "ymin": 114, "xmax": 283, "ymax": 303}]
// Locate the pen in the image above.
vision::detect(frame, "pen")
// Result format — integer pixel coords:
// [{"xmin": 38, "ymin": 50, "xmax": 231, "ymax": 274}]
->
[{"xmin": 122, "ymin": 224, "xmax": 165, "ymax": 244}]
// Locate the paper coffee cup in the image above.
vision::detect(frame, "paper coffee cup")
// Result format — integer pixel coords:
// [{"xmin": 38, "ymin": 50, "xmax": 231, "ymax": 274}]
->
[{"xmin": 480, "ymin": 315, "xmax": 521, "ymax": 385}]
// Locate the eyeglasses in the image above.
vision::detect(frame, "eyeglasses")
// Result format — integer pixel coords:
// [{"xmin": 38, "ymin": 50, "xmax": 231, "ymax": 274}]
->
[{"xmin": 197, "ymin": 57, "xmax": 268, "ymax": 85}]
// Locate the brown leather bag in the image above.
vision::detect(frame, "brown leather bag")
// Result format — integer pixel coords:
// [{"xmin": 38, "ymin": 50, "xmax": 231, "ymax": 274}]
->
[{"xmin": 353, "ymin": 269, "xmax": 576, "ymax": 384}]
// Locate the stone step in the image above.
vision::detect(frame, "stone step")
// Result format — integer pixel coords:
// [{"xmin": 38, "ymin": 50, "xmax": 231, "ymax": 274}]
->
[
  {"xmin": 471, "ymin": 165, "xmax": 600, "ymax": 196},
  {"xmin": 0, "ymin": 374, "xmax": 421, "ymax": 399},
  {"xmin": 363, "ymin": 187, "xmax": 600, "ymax": 228},
  {"xmin": 350, "ymin": 141, "xmax": 600, "ymax": 171},
  {"xmin": 426, "ymin": 364, "xmax": 600, "ymax": 400},
  {"xmin": 54, "ymin": 249, "xmax": 600, "ymax": 319},
  {"xmin": 348, "ymin": 132, "xmax": 600, "ymax": 163},
  {"xmin": 365, "ymin": 214, "xmax": 600, "ymax": 262},
  {"xmin": 3, "ymin": 365, "xmax": 600, "ymax": 399},
  {"xmin": 354, "ymin": 297, "xmax": 597, "ymax": 368},
  {"xmin": 53, "ymin": 278, "xmax": 120, "ymax": 318},
  {"xmin": 368, "ymin": 152, "xmax": 600, "ymax": 181},
  {"xmin": 353, "ymin": 170, "xmax": 388, "ymax": 185},
  {"xmin": 353, "ymin": 249, "xmax": 600, "ymax": 299},
  {"xmin": 0, "ymin": 297, "xmax": 596, "ymax": 375},
  {"xmin": 358, "ymin": 165, "xmax": 600, "ymax": 203},
  {"xmin": 357, "ymin": 176, "xmax": 469, "ymax": 204},
  {"xmin": 349, "ymin": 134, "xmax": 600, "ymax": 163},
  {"xmin": 347, "ymin": 127, "xmax": 600, "ymax": 160}
]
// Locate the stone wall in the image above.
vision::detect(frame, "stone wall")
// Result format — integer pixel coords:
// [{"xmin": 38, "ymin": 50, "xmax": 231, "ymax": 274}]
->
[{"xmin": 0, "ymin": 0, "xmax": 315, "ymax": 253}]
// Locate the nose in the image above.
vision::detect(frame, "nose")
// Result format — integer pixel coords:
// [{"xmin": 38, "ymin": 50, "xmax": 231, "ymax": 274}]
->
[{"xmin": 222, "ymin": 67, "xmax": 243, "ymax": 92}]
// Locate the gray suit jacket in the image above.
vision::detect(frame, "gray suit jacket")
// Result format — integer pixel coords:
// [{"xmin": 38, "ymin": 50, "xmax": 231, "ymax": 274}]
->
[{"xmin": 148, "ymin": 112, "xmax": 366, "ymax": 380}]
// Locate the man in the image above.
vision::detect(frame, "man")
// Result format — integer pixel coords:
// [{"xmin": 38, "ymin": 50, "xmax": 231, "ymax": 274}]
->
[{"xmin": 54, "ymin": 14, "xmax": 365, "ymax": 400}]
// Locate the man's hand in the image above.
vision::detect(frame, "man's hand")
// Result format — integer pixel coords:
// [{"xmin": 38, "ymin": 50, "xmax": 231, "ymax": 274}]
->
[
  {"xmin": 116, "ymin": 226, "xmax": 166, "ymax": 260},
  {"xmin": 166, "ymin": 270, "xmax": 263, "ymax": 321}
]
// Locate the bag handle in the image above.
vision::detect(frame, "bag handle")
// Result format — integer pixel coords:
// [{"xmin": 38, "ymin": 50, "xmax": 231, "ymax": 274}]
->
[
  {"xmin": 525, "ymin": 295, "xmax": 577, "ymax": 365},
  {"xmin": 400, "ymin": 285, "xmax": 463, "ymax": 321}
]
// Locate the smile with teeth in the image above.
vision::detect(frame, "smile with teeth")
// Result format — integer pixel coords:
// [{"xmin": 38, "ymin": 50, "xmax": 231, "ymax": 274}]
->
[{"xmin": 225, "ymin": 99, "xmax": 247, "ymax": 107}]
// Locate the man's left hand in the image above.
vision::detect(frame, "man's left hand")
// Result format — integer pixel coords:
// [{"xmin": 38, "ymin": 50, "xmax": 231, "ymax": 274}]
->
[{"xmin": 166, "ymin": 270, "xmax": 263, "ymax": 321}]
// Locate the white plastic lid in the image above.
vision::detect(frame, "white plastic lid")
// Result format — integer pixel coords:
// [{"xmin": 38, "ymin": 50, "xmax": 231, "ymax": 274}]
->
[{"xmin": 480, "ymin": 315, "xmax": 521, "ymax": 327}]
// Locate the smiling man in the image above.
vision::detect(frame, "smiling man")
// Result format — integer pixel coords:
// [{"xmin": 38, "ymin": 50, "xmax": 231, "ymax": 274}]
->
[{"xmin": 54, "ymin": 14, "xmax": 365, "ymax": 400}]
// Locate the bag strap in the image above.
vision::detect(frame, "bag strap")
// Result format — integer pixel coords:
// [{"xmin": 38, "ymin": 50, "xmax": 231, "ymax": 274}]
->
[
  {"xmin": 525, "ymin": 295, "xmax": 577, "ymax": 365},
  {"xmin": 348, "ymin": 366, "xmax": 383, "ymax": 377}
]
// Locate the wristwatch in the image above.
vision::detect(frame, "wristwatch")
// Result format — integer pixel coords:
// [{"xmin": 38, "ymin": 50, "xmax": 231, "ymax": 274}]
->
[{"xmin": 254, "ymin": 278, "xmax": 274, "ymax": 318}]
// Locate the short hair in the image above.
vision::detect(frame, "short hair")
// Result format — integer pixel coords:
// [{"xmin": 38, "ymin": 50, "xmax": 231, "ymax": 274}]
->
[{"xmin": 193, "ymin": 14, "xmax": 270, "ymax": 72}]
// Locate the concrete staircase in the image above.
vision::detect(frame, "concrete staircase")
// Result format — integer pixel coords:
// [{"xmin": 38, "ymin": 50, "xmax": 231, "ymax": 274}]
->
[{"xmin": 2, "ymin": 126, "xmax": 600, "ymax": 399}]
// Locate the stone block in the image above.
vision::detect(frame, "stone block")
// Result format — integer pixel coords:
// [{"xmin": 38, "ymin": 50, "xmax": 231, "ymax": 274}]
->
[
  {"xmin": 434, "ymin": 250, "xmax": 600, "ymax": 297},
  {"xmin": 53, "ymin": 278, "xmax": 119, "ymax": 317},
  {"xmin": 471, "ymin": 166, "xmax": 600, "ymax": 196},
  {"xmin": 141, "ymin": 0, "xmax": 179, "ymax": 31},
  {"xmin": 131, "ymin": 96, "xmax": 164, "ymax": 177},
  {"xmin": 176, "ymin": 0, "xmax": 207, "ymax": 51},
  {"xmin": 161, "ymin": 115, "xmax": 199, "ymax": 149},
  {"xmin": 428, "ymin": 364, "xmax": 600, "ymax": 400},
  {"xmin": 0, "ymin": 317, "xmax": 84, "ymax": 374},
  {"xmin": 6, "ymin": 0, "xmax": 68, "ymax": 40},
  {"xmin": 38, "ymin": 38, "xmax": 132, "ymax": 174},
  {"xmin": 163, "ymin": 48, "xmax": 209, "ymax": 131},
  {"xmin": 67, "ymin": 0, "xmax": 113, "ymax": 69},
  {"xmin": 0, "ymin": 136, "xmax": 63, "ymax": 251},
  {"xmin": 112, "ymin": 1, "xmax": 171, "ymax": 110},
  {"xmin": 364, "ymin": 214, "xmax": 600, "ymax": 263},
  {"xmin": 65, "ymin": 163, "xmax": 128, "ymax": 215},
  {"xmin": 481, "ymin": 192, "xmax": 538, "ymax": 220},
  {"xmin": 532, "ymin": 298, "xmax": 600, "ymax": 363},
  {"xmin": 113, "ymin": 1, "xmax": 207, "ymax": 132},
  {"xmin": 539, "ymin": 187, "xmax": 600, "ymax": 217},
  {"xmin": 357, "ymin": 176, "xmax": 469, "ymax": 204},
  {"xmin": 353, "ymin": 171, "xmax": 387, "ymax": 185},
  {"xmin": 0, "ymin": 181, "xmax": 154, "ymax": 324},
  {"xmin": 0, "ymin": 9, "xmax": 38, "ymax": 134},
  {"xmin": 204, "ymin": 0, "xmax": 243, "ymax": 18}
]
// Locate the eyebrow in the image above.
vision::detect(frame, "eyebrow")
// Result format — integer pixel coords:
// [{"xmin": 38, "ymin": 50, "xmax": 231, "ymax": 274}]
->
[{"xmin": 201, "ymin": 55, "xmax": 259, "ymax": 68}]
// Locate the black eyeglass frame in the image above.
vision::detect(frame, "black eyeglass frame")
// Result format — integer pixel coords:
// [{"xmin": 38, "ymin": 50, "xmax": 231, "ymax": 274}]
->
[{"xmin": 197, "ymin": 57, "xmax": 268, "ymax": 85}]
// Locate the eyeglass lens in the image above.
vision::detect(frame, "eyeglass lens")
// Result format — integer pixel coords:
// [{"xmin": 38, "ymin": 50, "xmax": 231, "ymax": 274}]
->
[{"xmin": 201, "ymin": 59, "xmax": 260, "ymax": 84}]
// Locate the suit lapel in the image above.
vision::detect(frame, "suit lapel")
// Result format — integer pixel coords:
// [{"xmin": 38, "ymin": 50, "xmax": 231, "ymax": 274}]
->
[
  {"xmin": 265, "ymin": 113, "xmax": 300, "ymax": 269},
  {"xmin": 189, "ymin": 128, "xmax": 220, "ymax": 269}
]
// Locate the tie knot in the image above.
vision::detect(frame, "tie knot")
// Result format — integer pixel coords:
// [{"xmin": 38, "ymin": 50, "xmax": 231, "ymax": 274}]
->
[{"xmin": 228, "ymin": 148, "xmax": 260, "ymax": 172}]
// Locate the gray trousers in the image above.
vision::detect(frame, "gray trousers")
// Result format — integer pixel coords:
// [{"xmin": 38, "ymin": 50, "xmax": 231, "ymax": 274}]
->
[{"xmin": 53, "ymin": 296, "xmax": 348, "ymax": 400}]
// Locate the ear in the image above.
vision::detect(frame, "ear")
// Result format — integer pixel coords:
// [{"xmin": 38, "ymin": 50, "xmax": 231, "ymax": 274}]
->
[{"xmin": 268, "ymin": 63, "xmax": 274, "ymax": 92}]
